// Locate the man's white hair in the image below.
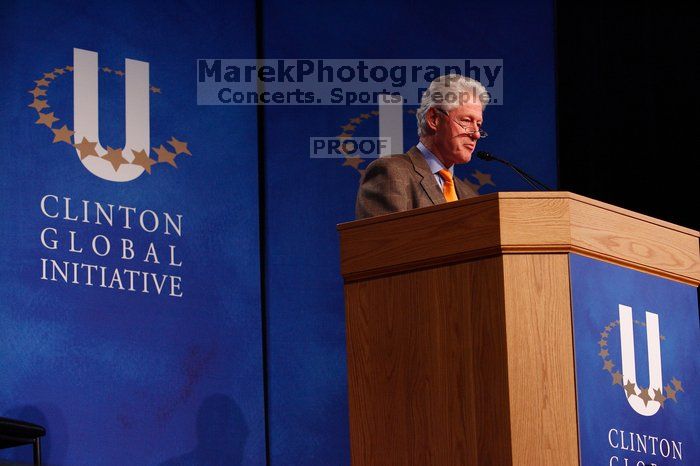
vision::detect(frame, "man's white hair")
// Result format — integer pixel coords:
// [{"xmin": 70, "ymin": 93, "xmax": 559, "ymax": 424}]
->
[{"xmin": 416, "ymin": 74, "xmax": 489, "ymax": 137}]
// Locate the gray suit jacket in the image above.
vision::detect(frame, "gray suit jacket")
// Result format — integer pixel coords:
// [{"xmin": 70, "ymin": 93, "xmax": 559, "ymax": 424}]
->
[{"xmin": 355, "ymin": 146, "xmax": 478, "ymax": 219}]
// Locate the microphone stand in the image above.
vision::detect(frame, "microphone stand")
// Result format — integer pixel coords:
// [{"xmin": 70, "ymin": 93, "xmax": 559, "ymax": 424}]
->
[{"xmin": 476, "ymin": 151, "xmax": 552, "ymax": 191}]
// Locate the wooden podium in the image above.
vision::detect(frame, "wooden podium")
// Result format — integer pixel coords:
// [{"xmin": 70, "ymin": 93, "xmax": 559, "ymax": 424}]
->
[{"xmin": 337, "ymin": 192, "xmax": 699, "ymax": 465}]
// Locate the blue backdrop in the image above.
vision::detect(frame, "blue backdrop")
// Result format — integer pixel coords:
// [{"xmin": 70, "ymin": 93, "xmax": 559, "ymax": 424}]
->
[
  {"xmin": 1, "ymin": 0, "xmax": 557, "ymax": 464},
  {"xmin": 261, "ymin": 1, "xmax": 556, "ymax": 464},
  {"xmin": 1, "ymin": 1, "xmax": 265, "ymax": 465}
]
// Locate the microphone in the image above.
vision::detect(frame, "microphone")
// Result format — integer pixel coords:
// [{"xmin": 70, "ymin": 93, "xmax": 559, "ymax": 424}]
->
[{"xmin": 475, "ymin": 151, "xmax": 552, "ymax": 191}]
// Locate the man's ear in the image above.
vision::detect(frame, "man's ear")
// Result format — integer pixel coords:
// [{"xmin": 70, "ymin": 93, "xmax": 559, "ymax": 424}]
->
[{"xmin": 425, "ymin": 108, "xmax": 440, "ymax": 133}]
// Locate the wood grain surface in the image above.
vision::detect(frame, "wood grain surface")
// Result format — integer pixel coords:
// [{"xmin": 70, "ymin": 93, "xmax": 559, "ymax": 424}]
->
[
  {"xmin": 501, "ymin": 254, "xmax": 579, "ymax": 465},
  {"xmin": 339, "ymin": 192, "xmax": 699, "ymax": 285},
  {"xmin": 344, "ymin": 257, "xmax": 512, "ymax": 465}
]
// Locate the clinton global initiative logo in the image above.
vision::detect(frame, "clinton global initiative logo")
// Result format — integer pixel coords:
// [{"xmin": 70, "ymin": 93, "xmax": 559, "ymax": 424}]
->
[
  {"xmin": 598, "ymin": 304, "xmax": 687, "ymax": 416},
  {"xmin": 28, "ymin": 48, "xmax": 192, "ymax": 182}
]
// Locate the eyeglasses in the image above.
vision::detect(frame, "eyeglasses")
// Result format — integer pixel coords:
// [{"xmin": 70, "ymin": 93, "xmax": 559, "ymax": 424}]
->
[{"xmin": 435, "ymin": 108, "xmax": 488, "ymax": 139}]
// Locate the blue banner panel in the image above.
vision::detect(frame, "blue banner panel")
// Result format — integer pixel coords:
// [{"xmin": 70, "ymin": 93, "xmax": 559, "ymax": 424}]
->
[
  {"xmin": 0, "ymin": 2, "xmax": 264, "ymax": 465},
  {"xmin": 569, "ymin": 254, "xmax": 699, "ymax": 466},
  {"xmin": 261, "ymin": 1, "xmax": 556, "ymax": 464}
]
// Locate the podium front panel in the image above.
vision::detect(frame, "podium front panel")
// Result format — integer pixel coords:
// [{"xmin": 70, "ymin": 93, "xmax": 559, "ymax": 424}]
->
[{"xmin": 569, "ymin": 254, "xmax": 699, "ymax": 465}]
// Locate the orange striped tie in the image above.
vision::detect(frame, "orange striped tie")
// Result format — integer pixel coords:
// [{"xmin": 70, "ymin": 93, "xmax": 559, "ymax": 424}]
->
[{"xmin": 438, "ymin": 169, "xmax": 458, "ymax": 202}]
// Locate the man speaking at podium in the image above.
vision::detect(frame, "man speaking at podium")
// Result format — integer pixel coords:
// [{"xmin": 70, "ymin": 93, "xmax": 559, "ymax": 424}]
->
[{"xmin": 355, "ymin": 74, "xmax": 488, "ymax": 219}]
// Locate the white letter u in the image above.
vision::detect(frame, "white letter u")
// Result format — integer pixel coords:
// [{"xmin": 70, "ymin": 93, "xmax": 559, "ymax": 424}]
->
[
  {"xmin": 618, "ymin": 304, "xmax": 663, "ymax": 416},
  {"xmin": 73, "ymin": 48, "xmax": 149, "ymax": 182}
]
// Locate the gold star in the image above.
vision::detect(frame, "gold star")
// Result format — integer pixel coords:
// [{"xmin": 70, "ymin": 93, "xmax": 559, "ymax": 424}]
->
[
  {"xmin": 664, "ymin": 384, "xmax": 677, "ymax": 402},
  {"xmin": 74, "ymin": 137, "xmax": 98, "ymax": 159},
  {"xmin": 35, "ymin": 112, "xmax": 59, "ymax": 128},
  {"xmin": 341, "ymin": 124, "xmax": 356, "ymax": 131},
  {"xmin": 671, "ymin": 378, "xmax": 684, "ymax": 392},
  {"xmin": 339, "ymin": 143, "xmax": 355, "ymax": 156},
  {"xmin": 114, "ymin": 70, "xmax": 124, "ymax": 76},
  {"xmin": 34, "ymin": 78, "xmax": 50, "ymax": 87},
  {"xmin": 356, "ymin": 168, "xmax": 366, "ymax": 178},
  {"xmin": 460, "ymin": 176, "xmax": 480, "ymax": 194},
  {"xmin": 371, "ymin": 110, "xmax": 379, "ymax": 115},
  {"xmin": 153, "ymin": 145, "xmax": 177, "ymax": 167},
  {"xmin": 598, "ymin": 348, "xmax": 609, "ymax": 358},
  {"xmin": 131, "ymin": 149, "xmax": 157, "ymax": 174},
  {"xmin": 102, "ymin": 67, "xmax": 113, "ymax": 73},
  {"xmin": 102, "ymin": 146, "xmax": 127, "ymax": 171},
  {"xmin": 150, "ymin": 86, "xmax": 161, "ymax": 94},
  {"xmin": 653, "ymin": 388, "xmax": 666, "ymax": 407},
  {"xmin": 342, "ymin": 156, "xmax": 364, "ymax": 169},
  {"xmin": 624, "ymin": 380, "xmax": 637, "ymax": 398},
  {"xmin": 28, "ymin": 87, "xmax": 47, "ymax": 98},
  {"xmin": 597, "ymin": 339, "xmax": 607, "ymax": 347},
  {"xmin": 167, "ymin": 137, "xmax": 191, "ymax": 156},
  {"xmin": 43, "ymin": 72, "xmax": 56, "ymax": 80},
  {"xmin": 360, "ymin": 113, "xmax": 370, "ymax": 119},
  {"xmin": 660, "ymin": 335, "xmax": 666, "ymax": 341},
  {"xmin": 472, "ymin": 169, "xmax": 495, "ymax": 187},
  {"xmin": 611, "ymin": 371, "xmax": 623, "ymax": 386},
  {"xmin": 65, "ymin": 66, "xmax": 74, "ymax": 71},
  {"xmin": 603, "ymin": 360, "xmax": 615, "ymax": 372},
  {"xmin": 28, "ymin": 99, "xmax": 50, "ymax": 112},
  {"xmin": 53, "ymin": 67, "xmax": 66, "ymax": 75},
  {"xmin": 600, "ymin": 331, "xmax": 609, "ymax": 338},
  {"xmin": 337, "ymin": 133, "xmax": 352, "ymax": 139},
  {"xmin": 604, "ymin": 325, "xmax": 611, "ymax": 332},
  {"xmin": 638, "ymin": 387, "xmax": 652, "ymax": 406},
  {"xmin": 51, "ymin": 125, "xmax": 74, "ymax": 144},
  {"xmin": 350, "ymin": 117, "xmax": 362, "ymax": 124}
]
